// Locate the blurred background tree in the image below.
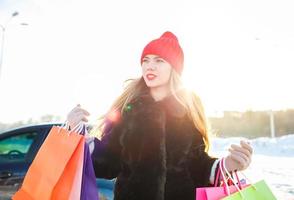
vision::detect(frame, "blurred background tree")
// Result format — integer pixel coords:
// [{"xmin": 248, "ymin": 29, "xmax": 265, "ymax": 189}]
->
[
  {"xmin": 1, "ymin": 110, "xmax": 294, "ymax": 138},
  {"xmin": 209, "ymin": 109, "xmax": 294, "ymax": 138}
]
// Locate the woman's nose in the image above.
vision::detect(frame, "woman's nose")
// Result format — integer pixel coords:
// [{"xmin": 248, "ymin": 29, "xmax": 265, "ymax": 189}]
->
[{"xmin": 146, "ymin": 63, "xmax": 156, "ymax": 71}]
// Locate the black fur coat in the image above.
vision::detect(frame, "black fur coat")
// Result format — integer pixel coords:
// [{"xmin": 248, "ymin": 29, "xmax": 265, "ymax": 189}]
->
[{"xmin": 92, "ymin": 92, "xmax": 217, "ymax": 200}]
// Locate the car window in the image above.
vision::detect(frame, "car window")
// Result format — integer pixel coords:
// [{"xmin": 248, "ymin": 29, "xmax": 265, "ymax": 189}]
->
[{"xmin": 0, "ymin": 132, "xmax": 38, "ymax": 162}]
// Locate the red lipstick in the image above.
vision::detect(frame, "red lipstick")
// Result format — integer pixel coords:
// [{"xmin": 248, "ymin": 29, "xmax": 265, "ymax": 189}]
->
[{"xmin": 146, "ymin": 73, "xmax": 156, "ymax": 80}]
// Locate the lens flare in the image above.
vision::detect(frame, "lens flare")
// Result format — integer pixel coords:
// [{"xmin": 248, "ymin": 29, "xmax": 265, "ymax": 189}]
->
[{"xmin": 108, "ymin": 110, "xmax": 121, "ymax": 123}]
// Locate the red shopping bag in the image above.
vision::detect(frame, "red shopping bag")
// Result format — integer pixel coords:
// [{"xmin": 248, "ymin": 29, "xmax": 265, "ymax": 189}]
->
[
  {"xmin": 196, "ymin": 158, "xmax": 249, "ymax": 200},
  {"xmin": 13, "ymin": 126, "xmax": 84, "ymax": 200}
]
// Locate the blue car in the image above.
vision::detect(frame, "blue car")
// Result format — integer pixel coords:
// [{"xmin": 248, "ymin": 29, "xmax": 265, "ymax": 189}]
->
[{"xmin": 0, "ymin": 123, "xmax": 115, "ymax": 200}]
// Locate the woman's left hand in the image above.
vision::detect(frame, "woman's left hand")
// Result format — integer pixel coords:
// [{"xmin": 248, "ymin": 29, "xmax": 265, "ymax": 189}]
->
[{"xmin": 225, "ymin": 140, "xmax": 253, "ymax": 172}]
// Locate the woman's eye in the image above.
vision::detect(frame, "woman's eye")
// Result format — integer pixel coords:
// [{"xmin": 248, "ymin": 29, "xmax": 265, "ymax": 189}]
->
[
  {"xmin": 142, "ymin": 59, "xmax": 149, "ymax": 63},
  {"xmin": 156, "ymin": 59, "xmax": 164, "ymax": 63}
]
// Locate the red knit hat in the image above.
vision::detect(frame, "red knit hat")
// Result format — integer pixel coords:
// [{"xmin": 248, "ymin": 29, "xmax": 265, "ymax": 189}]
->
[{"xmin": 140, "ymin": 31, "xmax": 184, "ymax": 75}]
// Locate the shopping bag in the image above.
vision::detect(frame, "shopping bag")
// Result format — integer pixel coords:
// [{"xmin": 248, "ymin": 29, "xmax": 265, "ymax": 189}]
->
[
  {"xmin": 196, "ymin": 158, "xmax": 248, "ymax": 200},
  {"xmin": 220, "ymin": 157, "xmax": 277, "ymax": 200},
  {"xmin": 80, "ymin": 142, "xmax": 99, "ymax": 199},
  {"xmin": 221, "ymin": 180, "xmax": 277, "ymax": 200},
  {"xmin": 13, "ymin": 126, "xmax": 84, "ymax": 200},
  {"xmin": 197, "ymin": 183, "xmax": 249, "ymax": 200},
  {"xmin": 51, "ymin": 136, "xmax": 85, "ymax": 200},
  {"xmin": 68, "ymin": 138, "xmax": 85, "ymax": 200},
  {"xmin": 80, "ymin": 125, "xmax": 99, "ymax": 200}
]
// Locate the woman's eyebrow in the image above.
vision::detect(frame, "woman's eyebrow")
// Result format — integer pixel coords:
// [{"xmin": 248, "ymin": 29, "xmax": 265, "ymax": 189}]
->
[{"xmin": 144, "ymin": 56, "xmax": 162, "ymax": 59}]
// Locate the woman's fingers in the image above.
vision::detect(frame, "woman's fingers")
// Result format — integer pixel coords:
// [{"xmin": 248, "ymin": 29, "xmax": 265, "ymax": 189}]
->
[
  {"xmin": 82, "ymin": 116, "xmax": 89, "ymax": 122},
  {"xmin": 240, "ymin": 140, "xmax": 253, "ymax": 154},
  {"xmin": 228, "ymin": 152, "xmax": 249, "ymax": 170},
  {"xmin": 73, "ymin": 106, "xmax": 90, "ymax": 115},
  {"xmin": 228, "ymin": 154, "xmax": 247, "ymax": 170},
  {"xmin": 230, "ymin": 144, "xmax": 251, "ymax": 158},
  {"xmin": 76, "ymin": 110, "xmax": 90, "ymax": 117},
  {"xmin": 229, "ymin": 151, "xmax": 249, "ymax": 170},
  {"xmin": 229, "ymin": 148, "xmax": 250, "ymax": 165},
  {"xmin": 225, "ymin": 141, "xmax": 253, "ymax": 171},
  {"xmin": 75, "ymin": 111, "xmax": 89, "ymax": 122},
  {"xmin": 71, "ymin": 105, "xmax": 90, "ymax": 118},
  {"xmin": 67, "ymin": 105, "xmax": 90, "ymax": 128}
]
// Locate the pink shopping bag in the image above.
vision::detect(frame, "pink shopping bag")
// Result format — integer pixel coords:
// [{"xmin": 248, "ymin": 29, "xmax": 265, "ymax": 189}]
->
[
  {"xmin": 68, "ymin": 138, "xmax": 85, "ymax": 200},
  {"xmin": 196, "ymin": 158, "xmax": 249, "ymax": 200}
]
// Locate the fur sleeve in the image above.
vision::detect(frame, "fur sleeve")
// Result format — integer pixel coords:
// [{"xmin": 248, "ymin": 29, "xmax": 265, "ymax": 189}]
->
[
  {"xmin": 187, "ymin": 134, "xmax": 217, "ymax": 187},
  {"xmin": 91, "ymin": 121, "xmax": 123, "ymax": 179}
]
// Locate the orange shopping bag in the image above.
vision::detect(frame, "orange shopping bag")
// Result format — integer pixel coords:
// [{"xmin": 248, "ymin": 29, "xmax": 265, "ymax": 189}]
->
[{"xmin": 13, "ymin": 125, "xmax": 85, "ymax": 200}]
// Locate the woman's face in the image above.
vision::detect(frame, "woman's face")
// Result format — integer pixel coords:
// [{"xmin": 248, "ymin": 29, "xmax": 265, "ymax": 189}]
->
[{"xmin": 141, "ymin": 54, "xmax": 172, "ymax": 89}]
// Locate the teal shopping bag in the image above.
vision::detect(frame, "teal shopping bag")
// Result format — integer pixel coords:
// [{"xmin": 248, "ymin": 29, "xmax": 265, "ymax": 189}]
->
[{"xmin": 221, "ymin": 180, "xmax": 277, "ymax": 200}]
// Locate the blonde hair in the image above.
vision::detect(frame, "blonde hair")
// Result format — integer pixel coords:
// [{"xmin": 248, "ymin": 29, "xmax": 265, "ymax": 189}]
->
[{"xmin": 94, "ymin": 69, "xmax": 211, "ymax": 152}]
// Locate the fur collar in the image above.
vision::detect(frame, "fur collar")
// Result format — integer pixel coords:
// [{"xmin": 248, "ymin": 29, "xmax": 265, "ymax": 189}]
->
[{"xmin": 129, "ymin": 91, "xmax": 187, "ymax": 119}]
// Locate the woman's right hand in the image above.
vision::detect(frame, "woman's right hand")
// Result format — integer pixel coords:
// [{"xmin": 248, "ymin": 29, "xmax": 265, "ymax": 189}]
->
[{"xmin": 66, "ymin": 104, "xmax": 90, "ymax": 130}]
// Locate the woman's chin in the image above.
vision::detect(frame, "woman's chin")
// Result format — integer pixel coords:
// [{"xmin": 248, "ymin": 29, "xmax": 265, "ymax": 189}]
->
[{"xmin": 145, "ymin": 82, "xmax": 159, "ymax": 88}]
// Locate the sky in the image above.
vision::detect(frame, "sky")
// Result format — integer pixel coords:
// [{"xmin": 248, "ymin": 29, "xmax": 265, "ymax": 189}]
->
[{"xmin": 0, "ymin": 0, "xmax": 294, "ymax": 123}]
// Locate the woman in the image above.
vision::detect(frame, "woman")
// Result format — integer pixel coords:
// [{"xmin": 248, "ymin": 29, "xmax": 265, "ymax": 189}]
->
[{"xmin": 67, "ymin": 31, "xmax": 253, "ymax": 200}]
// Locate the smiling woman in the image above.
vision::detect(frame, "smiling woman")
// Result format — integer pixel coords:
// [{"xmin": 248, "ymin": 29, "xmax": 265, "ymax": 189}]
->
[
  {"xmin": 141, "ymin": 55, "xmax": 173, "ymax": 101},
  {"xmin": 65, "ymin": 31, "xmax": 253, "ymax": 200}
]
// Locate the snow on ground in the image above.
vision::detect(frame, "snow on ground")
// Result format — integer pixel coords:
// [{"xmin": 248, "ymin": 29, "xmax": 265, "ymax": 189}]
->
[{"xmin": 210, "ymin": 134, "xmax": 294, "ymax": 200}]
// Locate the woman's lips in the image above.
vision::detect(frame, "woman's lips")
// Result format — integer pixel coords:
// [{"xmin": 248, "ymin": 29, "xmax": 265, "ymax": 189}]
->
[{"xmin": 146, "ymin": 74, "xmax": 156, "ymax": 80}]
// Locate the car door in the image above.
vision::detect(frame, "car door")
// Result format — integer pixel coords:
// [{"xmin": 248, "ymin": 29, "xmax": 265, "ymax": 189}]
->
[{"xmin": 0, "ymin": 126, "xmax": 48, "ymax": 199}]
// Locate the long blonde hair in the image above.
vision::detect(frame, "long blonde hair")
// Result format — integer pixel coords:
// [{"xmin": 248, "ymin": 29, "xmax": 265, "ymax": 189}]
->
[{"xmin": 95, "ymin": 69, "xmax": 211, "ymax": 152}]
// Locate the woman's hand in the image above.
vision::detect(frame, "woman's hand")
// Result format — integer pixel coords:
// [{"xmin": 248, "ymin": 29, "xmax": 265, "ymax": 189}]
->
[
  {"xmin": 225, "ymin": 140, "xmax": 253, "ymax": 172},
  {"xmin": 66, "ymin": 104, "xmax": 90, "ymax": 129}
]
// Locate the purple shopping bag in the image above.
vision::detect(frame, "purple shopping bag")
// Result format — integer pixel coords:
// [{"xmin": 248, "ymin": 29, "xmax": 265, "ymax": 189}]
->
[{"xmin": 80, "ymin": 126, "xmax": 99, "ymax": 200}]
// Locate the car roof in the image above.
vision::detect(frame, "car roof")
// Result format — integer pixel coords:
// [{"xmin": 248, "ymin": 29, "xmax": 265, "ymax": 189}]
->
[{"xmin": 0, "ymin": 122, "xmax": 63, "ymax": 135}]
